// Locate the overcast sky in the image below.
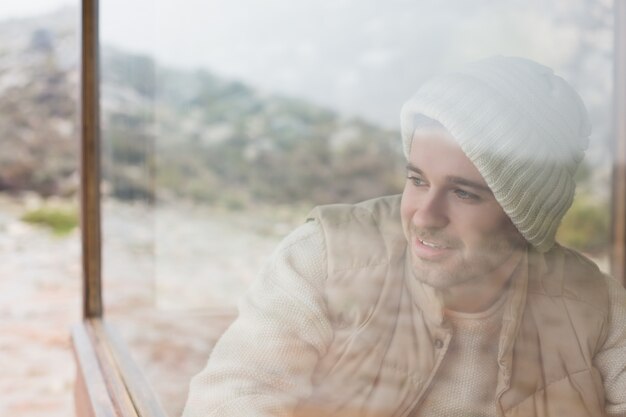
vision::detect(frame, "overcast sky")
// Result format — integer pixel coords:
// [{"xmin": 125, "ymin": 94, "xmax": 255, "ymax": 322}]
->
[
  {"xmin": 105, "ymin": 0, "xmax": 588, "ymax": 128},
  {"xmin": 0, "ymin": 0, "xmax": 74, "ymax": 19},
  {"xmin": 0, "ymin": 0, "xmax": 612, "ymax": 130}
]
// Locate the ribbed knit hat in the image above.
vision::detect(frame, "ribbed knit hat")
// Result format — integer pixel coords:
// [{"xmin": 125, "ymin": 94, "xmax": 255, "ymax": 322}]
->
[{"xmin": 400, "ymin": 56, "xmax": 591, "ymax": 252}]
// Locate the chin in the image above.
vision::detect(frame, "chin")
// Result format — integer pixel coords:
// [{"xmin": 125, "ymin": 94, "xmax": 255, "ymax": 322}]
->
[{"xmin": 410, "ymin": 259, "xmax": 470, "ymax": 289}]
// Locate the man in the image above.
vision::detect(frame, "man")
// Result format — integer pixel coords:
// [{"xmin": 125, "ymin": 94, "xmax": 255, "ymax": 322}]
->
[{"xmin": 183, "ymin": 56, "xmax": 626, "ymax": 417}]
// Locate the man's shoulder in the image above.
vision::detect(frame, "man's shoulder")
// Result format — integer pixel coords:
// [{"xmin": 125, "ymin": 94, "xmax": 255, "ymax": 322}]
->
[
  {"xmin": 307, "ymin": 194, "xmax": 402, "ymax": 226},
  {"xmin": 532, "ymin": 244, "xmax": 609, "ymax": 312},
  {"xmin": 306, "ymin": 194, "xmax": 406, "ymax": 273},
  {"xmin": 306, "ymin": 194, "xmax": 404, "ymax": 246}
]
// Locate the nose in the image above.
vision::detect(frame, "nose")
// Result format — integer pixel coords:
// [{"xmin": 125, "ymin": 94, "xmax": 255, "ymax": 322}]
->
[{"xmin": 411, "ymin": 190, "xmax": 449, "ymax": 230}]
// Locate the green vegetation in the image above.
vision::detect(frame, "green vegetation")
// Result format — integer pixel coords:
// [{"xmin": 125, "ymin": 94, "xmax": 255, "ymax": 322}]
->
[
  {"xmin": 21, "ymin": 205, "xmax": 78, "ymax": 236},
  {"xmin": 557, "ymin": 194, "xmax": 610, "ymax": 254}
]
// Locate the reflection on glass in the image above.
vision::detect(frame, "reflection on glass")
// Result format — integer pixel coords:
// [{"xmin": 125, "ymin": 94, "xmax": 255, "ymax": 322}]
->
[{"xmin": 99, "ymin": 1, "xmax": 615, "ymax": 415}]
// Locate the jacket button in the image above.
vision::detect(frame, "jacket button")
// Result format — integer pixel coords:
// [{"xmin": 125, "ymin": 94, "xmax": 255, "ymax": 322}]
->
[{"xmin": 434, "ymin": 339, "xmax": 444, "ymax": 349}]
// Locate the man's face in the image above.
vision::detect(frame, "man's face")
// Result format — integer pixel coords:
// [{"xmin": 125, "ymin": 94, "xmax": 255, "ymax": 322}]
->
[{"xmin": 401, "ymin": 129, "xmax": 525, "ymax": 290}]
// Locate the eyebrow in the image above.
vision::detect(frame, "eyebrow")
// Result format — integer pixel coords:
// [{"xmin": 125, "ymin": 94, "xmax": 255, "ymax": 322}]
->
[{"xmin": 405, "ymin": 163, "xmax": 493, "ymax": 194}]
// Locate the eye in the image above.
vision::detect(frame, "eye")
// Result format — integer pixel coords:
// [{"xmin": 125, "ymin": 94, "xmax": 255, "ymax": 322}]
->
[
  {"xmin": 407, "ymin": 175, "xmax": 426, "ymax": 187},
  {"xmin": 454, "ymin": 189, "xmax": 480, "ymax": 201}
]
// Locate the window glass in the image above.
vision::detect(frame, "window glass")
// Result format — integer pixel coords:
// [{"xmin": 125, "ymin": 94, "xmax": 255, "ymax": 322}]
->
[{"xmin": 100, "ymin": 1, "xmax": 615, "ymax": 415}]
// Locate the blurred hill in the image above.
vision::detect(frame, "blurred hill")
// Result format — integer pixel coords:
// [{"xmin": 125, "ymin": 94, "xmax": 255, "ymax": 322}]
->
[
  {"xmin": 0, "ymin": 7, "xmax": 404, "ymax": 207},
  {"xmin": 101, "ymin": 45, "xmax": 404, "ymax": 205},
  {"xmin": 0, "ymin": 7, "xmax": 78, "ymax": 197},
  {"xmin": 0, "ymin": 7, "xmax": 610, "ymax": 253}
]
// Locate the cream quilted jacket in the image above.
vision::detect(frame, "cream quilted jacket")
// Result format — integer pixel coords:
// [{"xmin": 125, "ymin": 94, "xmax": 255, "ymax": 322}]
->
[{"xmin": 183, "ymin": 195, "xmax": 626, "ymax": 417}]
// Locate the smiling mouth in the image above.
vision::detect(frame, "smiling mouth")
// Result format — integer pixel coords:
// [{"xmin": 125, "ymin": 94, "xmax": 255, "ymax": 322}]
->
[
  {"xmin": 413, "ymin": 236, "xmax": 455, "ymax": 260},
  {"xmin": 419, "ymin": 239, "xmax": 448, "ymax": 249}
]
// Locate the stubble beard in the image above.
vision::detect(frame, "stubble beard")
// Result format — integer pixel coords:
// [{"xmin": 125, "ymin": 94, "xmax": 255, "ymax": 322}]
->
[{"xmin": 409, "ymin": 226, "xmax": 523, "ymax": 290}]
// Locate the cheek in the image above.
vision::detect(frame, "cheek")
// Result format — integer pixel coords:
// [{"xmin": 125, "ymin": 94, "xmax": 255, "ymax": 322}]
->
[
  {"xmin": 452, "ymin": 206, "xmax": 513, "ymax": 242},
  {"xmin": 400, "ymin": 186, "xmax": 415, "ymax": 229}
]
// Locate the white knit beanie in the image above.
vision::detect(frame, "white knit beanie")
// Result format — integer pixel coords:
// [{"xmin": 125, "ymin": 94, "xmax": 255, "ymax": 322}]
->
[{"xmin": 400, "ymin": 56, "xmax": 591, "ymax": 252}]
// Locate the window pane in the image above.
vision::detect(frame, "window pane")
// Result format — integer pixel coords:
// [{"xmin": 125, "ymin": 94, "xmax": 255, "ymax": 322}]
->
[{"xmin": 100, "ymin": 1, "xmax": 615, "ymax": 416}]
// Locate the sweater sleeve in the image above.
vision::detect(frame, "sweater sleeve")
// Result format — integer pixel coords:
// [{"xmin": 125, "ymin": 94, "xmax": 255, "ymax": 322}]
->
[
  {"xmin": 594, "ymin": 275, "xmax": 626, "ymax": 417},
  {"xmin": 182, "ymin": 219, "xmax": 332, "ymax": 417}
]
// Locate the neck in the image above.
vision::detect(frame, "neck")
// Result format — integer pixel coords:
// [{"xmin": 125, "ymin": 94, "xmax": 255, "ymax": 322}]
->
[{"xmin": 440, "ymin": 249, "xmax": 524, "ymax": 314}]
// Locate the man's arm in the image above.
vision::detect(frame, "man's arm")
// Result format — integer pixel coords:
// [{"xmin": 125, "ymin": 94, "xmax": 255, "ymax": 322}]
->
[
  {"xmin": 182, "ymin": 220, "xmax": 332, "ymax": 417},
  {"xmin": 594, "ymin": 275, "xmax": 626, "ymax": 417}
]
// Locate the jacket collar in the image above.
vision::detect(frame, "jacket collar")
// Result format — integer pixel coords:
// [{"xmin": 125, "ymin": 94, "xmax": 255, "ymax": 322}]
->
[
  {"xmin": 404, "ymin": 247, "xmax": 532, "ymax": 329},
  {"xmin": 495, "ymin": 249, "xmax": 530, "ymax": 396}
]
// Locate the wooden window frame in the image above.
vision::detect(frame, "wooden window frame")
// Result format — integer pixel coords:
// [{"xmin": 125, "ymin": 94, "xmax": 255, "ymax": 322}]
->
[
  {"xmin": 613, "ymin": 0, "xmax": 626, "ymax": 285},
  {"xmin": 72, "ymin": 1, "xmax": 166, "ymax": 416},
  {"xmin": 71, "ymin": 0, "xmax": 626, "ymax": 415}
]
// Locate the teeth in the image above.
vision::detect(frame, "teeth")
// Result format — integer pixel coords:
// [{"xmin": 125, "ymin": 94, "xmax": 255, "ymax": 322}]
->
[{"xmin": 421, "ymin": 239, "xmax": 442, "ymax": 249}]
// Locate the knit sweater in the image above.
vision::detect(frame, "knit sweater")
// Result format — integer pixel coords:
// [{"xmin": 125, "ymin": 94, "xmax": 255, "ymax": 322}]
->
[{"xmin": 414, "ymin": 293, "xmax": 507, "ymax": 417}]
